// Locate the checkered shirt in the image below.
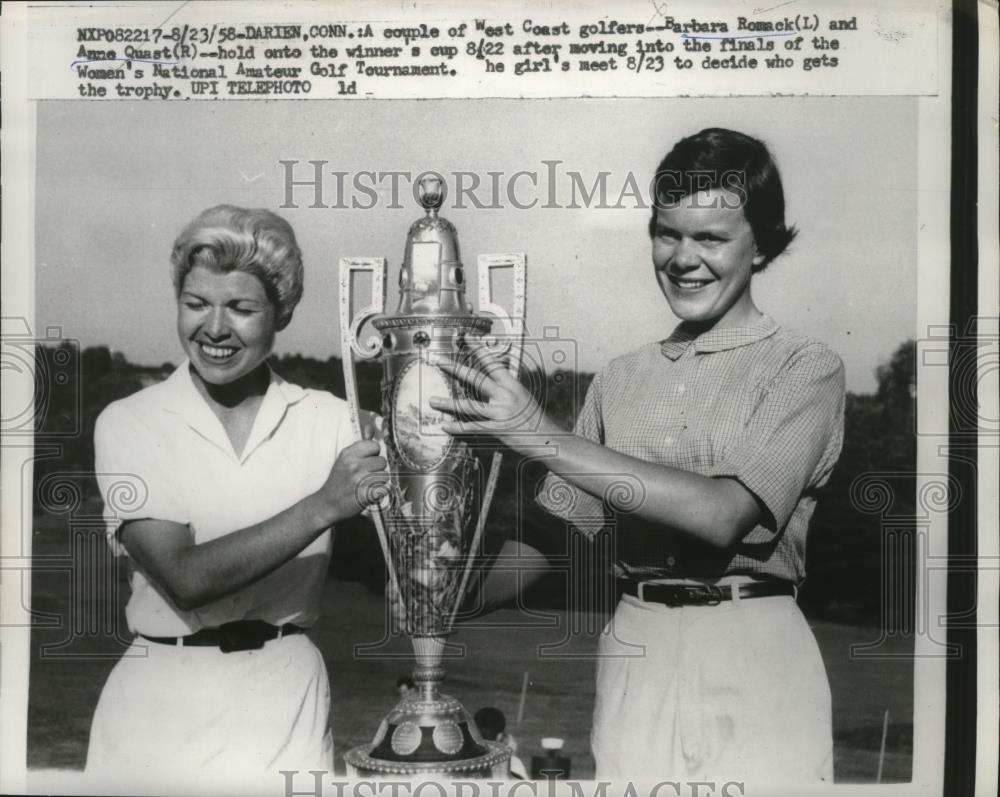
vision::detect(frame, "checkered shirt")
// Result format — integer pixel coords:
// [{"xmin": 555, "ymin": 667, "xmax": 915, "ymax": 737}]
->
[{"xmin": 537, "ymin": 314, "xmax": 845, "ymax": 584}]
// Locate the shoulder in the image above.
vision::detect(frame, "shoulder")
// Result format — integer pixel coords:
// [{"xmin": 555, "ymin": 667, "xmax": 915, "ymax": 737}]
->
[
  {"xmin": 280, "ymin": 384, "xmax": 362, "ymax": 456},
  {"xmin": 770, "ymin": 327, "xmax": 844, "ymax": 372},
  {"xmin": 580, "ymin": 342, "xmax": 669, "ymax": 403},
  {"xmin": 94, "ymin": 379, "xmax": 173, "ymax": 437},
  {"xmin": 287, "ymin": 384, "xmax": 352, "ymax": 420},
  {"xmin": 758, "ymin": 327, "xmax": 845, "ymax": 390},
  {"xmin": 578, "ymin": 343, "xmax": 662, "ymax": 403},
  {"xmin": 93, "ymin": 380, "xmax": 182, "ymax": 469},
  {"xmin": 599, "ymin": 342, "xmax": 664, "ymax": 380},
  {"xmin": 280, "ymin": 383, "xmax": 358, "ymax": 445}
]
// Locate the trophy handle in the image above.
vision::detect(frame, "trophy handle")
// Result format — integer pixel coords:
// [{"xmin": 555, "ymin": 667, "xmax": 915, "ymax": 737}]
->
[
  {"xmin": 449, "ymin": 452, "xmax": 503, "ymax": 629},
  {"xmin": 463, "ymin": 254, "xmax": 527, "ymax": 624},
  {"xmin": 459, "ymin": 254, "xmax": 528, "ymax": 625},
  {"xmin": 338, "ymin": 256, "xmax": 388, "ymax": 439},
  {"xmin": 339, "ymin": 257, "xmax": 388, "ymax": 361},
  {"xmin": 477, "ymin": 253, "xmax": 526, "ymax": 378},
  {"xmin": 338, "ymin": 257, "xmax": 405, "ymax": 622}
]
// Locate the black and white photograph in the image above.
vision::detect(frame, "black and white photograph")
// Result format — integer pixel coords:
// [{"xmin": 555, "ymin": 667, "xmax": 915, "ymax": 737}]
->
[{"xmin": 1, "ymin": 2, "xmax": 994, "ymax": 797}]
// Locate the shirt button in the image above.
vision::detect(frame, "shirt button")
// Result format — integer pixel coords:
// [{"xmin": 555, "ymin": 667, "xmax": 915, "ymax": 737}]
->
[
  {"xmin": 667, "ymin": 556, "xmax": 677, "ymax": 567},
  {"xmin": 664, "ymin": 437, "xmax": 675, "ymax": 446},
  {"xmin": 677, "ymin": 385, "xmax": 686, "ymax": 395}
]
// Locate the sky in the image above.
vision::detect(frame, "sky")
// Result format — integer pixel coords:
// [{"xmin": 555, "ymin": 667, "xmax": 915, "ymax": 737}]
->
[{"xmin": 34, "ymin": 96, "xmax": 918, "ymax": 393}]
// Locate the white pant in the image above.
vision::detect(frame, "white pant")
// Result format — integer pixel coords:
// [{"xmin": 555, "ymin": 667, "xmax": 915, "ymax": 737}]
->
[
  {"xmin": 86, "ymin": 633, "xmax": 333, "ymax": 792},
  {"xmin": 592, "ymin": 591, "xmax": 833, "ymax": 784}
]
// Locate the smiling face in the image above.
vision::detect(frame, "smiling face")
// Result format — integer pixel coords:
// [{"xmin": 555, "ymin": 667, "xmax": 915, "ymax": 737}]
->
[
  {"xmin": 177, "ymin": 265, "xmax": 277, "ymax": 389},
  {"xmin": 652, "ymin": 188, "xmax": 765, "ymax": 331}
]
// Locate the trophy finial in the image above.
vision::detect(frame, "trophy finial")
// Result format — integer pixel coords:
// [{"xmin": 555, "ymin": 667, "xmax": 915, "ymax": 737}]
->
[{"xmin": 418, "ymin": 174, "xmax": 444, "ymax": 215}]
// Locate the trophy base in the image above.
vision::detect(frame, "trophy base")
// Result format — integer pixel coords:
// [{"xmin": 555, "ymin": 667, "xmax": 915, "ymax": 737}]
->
[
  {"xmin": 342, "ymin": 688, "xmax": 511, "ymax": 779},
  {"xmin": 344, "ymin": 741, "xmax": 511, "ymax": 779}
]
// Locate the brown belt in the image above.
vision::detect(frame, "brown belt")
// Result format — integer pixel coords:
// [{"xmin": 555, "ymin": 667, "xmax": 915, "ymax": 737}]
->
[
  {"xmin": 138, "ymin": 620, "xmax": 304, "ymax": 653},
  {"xmin": 621, "ymin": 579, "xmax": 795, "ymax": 607}
]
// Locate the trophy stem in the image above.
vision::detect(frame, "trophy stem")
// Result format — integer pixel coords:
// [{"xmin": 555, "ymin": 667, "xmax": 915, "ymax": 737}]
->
[{"xmin": 412, "ymin": 634, "xmax": 447, "ymax": 702}]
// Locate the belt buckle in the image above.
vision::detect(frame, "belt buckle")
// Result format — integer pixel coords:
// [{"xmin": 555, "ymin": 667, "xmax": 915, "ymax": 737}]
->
[
  {"xmin": 637, "ymin": 582, "xmax": 684, "ymax": 607},
  {"xmin": 635, "ymin": 582, "xmax": 724, "ymax": 607},
  {"xmin": 678, "ymin": 584, "xmax": 724, "ymax": 606},
  {"xmin": 695, "ymin": 584, "xmax": 724, "ymax": 606},
  {"xmin": 217, "ymin": 622, "xmax": 267, "ymax": 653},
  {"xmin": 636, "ymin": 581, "xmax": 672, "ymax": 605}
]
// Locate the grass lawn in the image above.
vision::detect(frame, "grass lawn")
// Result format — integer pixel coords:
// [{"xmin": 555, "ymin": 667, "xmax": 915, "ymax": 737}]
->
[{"xmin": 25, "ymin": 520, "xmax": 913, "ymax": 783}]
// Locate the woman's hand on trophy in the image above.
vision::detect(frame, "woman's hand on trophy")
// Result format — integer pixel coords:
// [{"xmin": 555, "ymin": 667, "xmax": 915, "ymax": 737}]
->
[
  {"xmin": 309, "ymin": 438, "xmax": 389, "ymax": 527},
  {"xmin": 428, "ymin": 338, "xmax": 562, "ymax": 452}
]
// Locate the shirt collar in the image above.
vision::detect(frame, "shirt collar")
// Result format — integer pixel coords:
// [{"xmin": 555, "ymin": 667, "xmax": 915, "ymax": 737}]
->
[
  {"xmin": 159, "ymin": 362, "xmax": 307, "ymax": 462},
  {"xmin": 659, "ymin": 314, "xmax": 779, "ymax": 361}
]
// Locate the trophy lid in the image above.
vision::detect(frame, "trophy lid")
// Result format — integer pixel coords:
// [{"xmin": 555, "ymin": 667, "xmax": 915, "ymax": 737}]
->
[{"xmin": 397, "ymin": 175, "xmax": 472, "ymax": 316}]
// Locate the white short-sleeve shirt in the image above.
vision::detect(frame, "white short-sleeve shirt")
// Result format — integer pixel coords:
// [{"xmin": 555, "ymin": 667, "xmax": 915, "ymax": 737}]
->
[{"xmin": 94, "ymin": 362, "xmax": 357, "ymax": 636}]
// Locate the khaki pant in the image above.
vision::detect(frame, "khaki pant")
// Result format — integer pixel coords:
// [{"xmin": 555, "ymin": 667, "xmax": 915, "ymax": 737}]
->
[
  {"xmin": 86, "ymin": 633, "xmax": 333, "ymax": 791},
  {"xmin": 592, "ymin": 587, "xmax": 833, "ymax": 785}
]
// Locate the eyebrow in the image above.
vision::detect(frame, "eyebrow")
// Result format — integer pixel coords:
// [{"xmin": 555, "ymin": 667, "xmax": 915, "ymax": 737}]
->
[
  {"xmin": 180, "ymin": 291, "xmax": 266, "ymax": 306},
  {"xmin": 654, "ymin": 223, "xmax": 731, "ymax": 237}
]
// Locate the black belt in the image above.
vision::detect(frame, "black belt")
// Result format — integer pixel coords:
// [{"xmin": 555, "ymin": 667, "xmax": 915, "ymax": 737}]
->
[
  {"xmin": 138, "ymin": 620, "xmax": 304, "ymax": 653},
  {"xmin": 621, "ymin": 579, "xmax": 795, "ymax": 607}
]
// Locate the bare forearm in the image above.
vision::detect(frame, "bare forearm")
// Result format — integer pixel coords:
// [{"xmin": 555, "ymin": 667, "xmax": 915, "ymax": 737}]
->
[
  {"xmin": 508, "ymin": 425, "xmax": 758, "ymax": 548},
  {"xmin": 430, "ymin": 351, "xmax": 759, "ymax": 548},
  {"xmin": 168, "ymin": 496, "xmax": 330, "ymax": 609},
  {"xmin": 124, "ymin": 492, "xmax": 352, "ymax": 612},
  {"xmin": 121, "ymin": 438, "xmax": 387, "ymax": 612}
]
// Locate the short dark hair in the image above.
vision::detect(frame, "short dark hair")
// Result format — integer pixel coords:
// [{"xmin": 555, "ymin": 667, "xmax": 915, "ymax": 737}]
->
[
  {"xmin": 396, "ymin": 676, "xmax": 415, "ymax": 689},
  {"xmin": 473, "ymin": 707, "xmax": 506, "ymax": 741},
  {"xmin": 649, "ymin": 128, "xmax": 797, "ymax": 271}
]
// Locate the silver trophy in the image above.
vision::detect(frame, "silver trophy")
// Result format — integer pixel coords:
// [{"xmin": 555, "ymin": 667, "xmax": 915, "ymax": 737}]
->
[{"xmin": 340, "ymin": 176, "xmax": 526, "ymax": 778}]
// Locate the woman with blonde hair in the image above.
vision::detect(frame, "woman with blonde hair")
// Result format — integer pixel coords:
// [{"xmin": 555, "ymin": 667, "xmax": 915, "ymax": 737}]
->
[{"xmin": 87, "ymin": 205, "xmax": 386, "ymax": 783}]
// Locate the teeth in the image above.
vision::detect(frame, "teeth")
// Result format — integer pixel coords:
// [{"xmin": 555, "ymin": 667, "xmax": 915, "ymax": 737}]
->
[
  {"xmin": 673, "ymin": 278, "xmax": 711, "ymax": 288},
  {"xmin": 199, "ymin": 343, "xmax": 237, "ymax": 358}
]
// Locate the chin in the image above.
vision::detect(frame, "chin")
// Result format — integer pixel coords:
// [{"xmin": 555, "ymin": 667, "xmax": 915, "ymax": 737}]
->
[
  {"xmin": 192, "ymin": 364, "xmax": 240, "ymax": 386},
  {"xmin": 665, "ymin": 297, "xmax": 712, "ymax": 323},
  {"xmin": 189, "ymin": 351, "xmax": 247, "ymax": 384}
]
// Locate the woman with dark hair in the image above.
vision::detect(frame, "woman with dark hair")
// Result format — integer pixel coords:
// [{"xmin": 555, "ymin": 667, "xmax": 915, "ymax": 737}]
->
[
  {"xmin": 431, "ymin": 129, "xmax": 844, "ymax": 783},
  {"xmin": 87, "ymin": 206, "xmax": 387, "ymax": 784}
]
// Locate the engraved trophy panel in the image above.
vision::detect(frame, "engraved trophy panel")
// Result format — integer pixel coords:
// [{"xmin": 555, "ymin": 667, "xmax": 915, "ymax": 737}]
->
[{"xmin": 340, "ymin": 175, "xmax": 525, "ymax": 778}]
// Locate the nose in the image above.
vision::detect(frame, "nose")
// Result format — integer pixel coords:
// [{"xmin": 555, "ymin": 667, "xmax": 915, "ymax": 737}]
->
[
  {"xmin": 671, "ymin": 238, "xmax": 701, "ymax": 271},
  {"xmin": 203, "ymin": 307, "xmax": 229, "ymax": 341}
]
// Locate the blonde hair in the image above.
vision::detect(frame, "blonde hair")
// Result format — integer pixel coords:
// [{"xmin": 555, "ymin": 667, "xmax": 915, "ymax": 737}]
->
[{"xmin": 170, "ymin": 205, "xmax": 304, "ymax": 329}]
